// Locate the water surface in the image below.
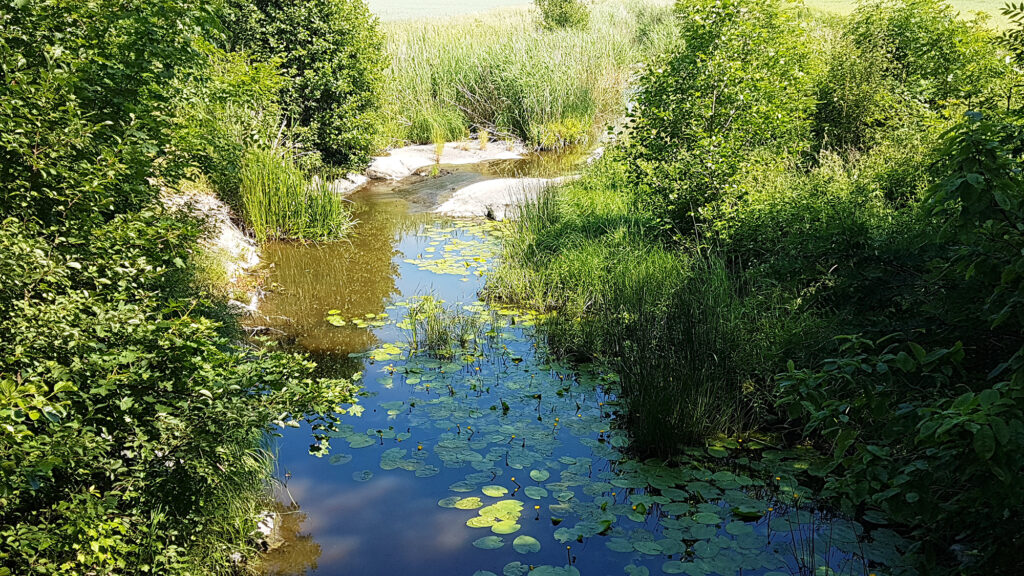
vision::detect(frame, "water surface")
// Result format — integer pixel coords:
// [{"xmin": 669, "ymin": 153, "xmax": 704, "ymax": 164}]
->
[{"xmin": 255, "ymin": 165, "xmax": 909, "ymax": 576}]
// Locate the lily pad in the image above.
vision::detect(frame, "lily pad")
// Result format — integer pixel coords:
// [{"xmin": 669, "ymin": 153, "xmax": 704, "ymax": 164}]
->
[
  {"xmin": 605, "ymin": 538, "xmax": 634, "ymax": 553},
  {"xmin": 482, "ymin": 485, "xmax": 509, "ymax": 497},
  {"xmin": 633, "ymin": 541, "xmax": 662, "ymax": 555},
  {"xmin": 473, "ymin": 536, "xmax": 505, "ymax": 550},
  {"xmin": 662, "ymin": 561, "xmax": 687, "ymax": 574},
  {"xmin": 530, "ymin": 469, "xmax": 551, "ymax": 482},
  {"xmin": 352, "ymin": 470, "xmax": 373, "ymax": 482},
  {"xmin": 437, "ymin": 496, "xmax": 461, "ymax": 508},
  {"xmin": 512, "ymin": 535, "xmax": 541, "ymax": 554},
  {"xmin": 347, "ymin": 435, "xmax": 375, "ymax": 449},
  {"xmin": 455, "ymin": 497, "xmax": 484, "ymax": 510},
  {"xmin": 693, "ymin": 512, "xmax": 721, "ymax": 525},
  {"xmin": 329, "ymin": 453, "xmax": 352, "ymax": 465},
  {"xmin": 467, "ymin": 516, "xmax": 498, "ymax": 528},
  {"xmin": 524, "ymin": 486, "xmax": 548, "ymax": 500},
  {"xmin": 503, "ymin": 562, "xmax": 530, "ymax": 576},
  {"xmin": 491, "ymin": 520, "xmax": 521, "ymax": 535}
]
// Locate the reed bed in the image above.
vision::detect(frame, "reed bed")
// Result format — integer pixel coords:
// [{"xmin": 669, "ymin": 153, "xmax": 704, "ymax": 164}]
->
[
  {"xmin": 380, "ymin": 0, "xmax": 676, "ymax": 149},
  {"xmin": 239, "ymin": 147, "xmax": 354, "ymax": 242}
]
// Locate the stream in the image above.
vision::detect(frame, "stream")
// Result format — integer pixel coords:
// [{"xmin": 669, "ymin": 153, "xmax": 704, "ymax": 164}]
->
[{"xmin": 252, "ymin": 156, "xmax": 908, "ymax": 576}]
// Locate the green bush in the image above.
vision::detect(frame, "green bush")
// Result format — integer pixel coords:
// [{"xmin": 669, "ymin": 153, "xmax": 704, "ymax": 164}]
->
[
  {"xmin": 849, "ymin": 0, "xmax": 1008, "ymax": 106},
  {"xmin": 0, "ymin": 1, "xmax": 360, "ymax": 572},
  {"xmin": 169, "ymin": 44, "xmax": 285, "ymax": 212},
  {"xmin": 536, "ymin": 0, "xmax": 590, "ymax": 30},
  {"xmin": 623, "ymin": 0, "xmax": 817, "ymax": 234},
  {"xmin": 223, "ymin": 0, "xmax": 386, "ymax": 168}
]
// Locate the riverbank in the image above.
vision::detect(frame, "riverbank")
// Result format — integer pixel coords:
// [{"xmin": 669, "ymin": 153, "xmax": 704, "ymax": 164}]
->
[{"xmin": 488, "ymin": 0, "xmax": 1024, "ymax": 572}]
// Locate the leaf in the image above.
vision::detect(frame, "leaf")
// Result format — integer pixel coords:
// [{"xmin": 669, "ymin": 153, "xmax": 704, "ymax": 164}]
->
[
  {"xmin": 973, "ymin": 425, "xmax": 996, "ymax": 460},
  {"xmin": 707, "ymin": 445, "xmax": 728, "ymax": 458},
  {"xmin": 662, "ymin": 561, "xmax": 687, "ymax": 574},
  {"xmin": 438, "ymin": 496, "xmax": 461, "ymax": 508},
  {"xmin": 512, "ymin": 535, "xmax": 541, "ymax": 554},
  {"xmin": 633, "ymin": 541, "xmax": 662, "ymax": 555},
  {"xmin": 473, "ymin": 536, "xmax": 505, "ymax": 550},
  {"xmin": 483, "ymin": 485, "xmax": 509, "ymax": 497},
  {"xmin": 491, "ymin": 520, "xmax": 521, "ymax": 534},
  {"xmin": 456, "ymin": 497, "xmax": 484, "ymax": 510},
  {"xmin": 605, "ymin": 538, "xmax": 634, "ymax": 552},
  {"xmin": 692, "ymin": 512, "xmax": 720, "ymax": 524},
  {"xmin": 525, "ymin": 486, "xmax": 548, "ymax": 499},
  {"xmin": 530, "ymin": 469, "xmax": 551, "ymax": 482}
]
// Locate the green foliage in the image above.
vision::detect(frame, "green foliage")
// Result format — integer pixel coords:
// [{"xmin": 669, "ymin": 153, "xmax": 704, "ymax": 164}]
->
[
  {"xmin": 849, "ymin": 0, "xmax": 1008, "ymax": 106},
  {"xmin": 406, "ymin": 296, "xmax": 485, "ymax": 358},
  {"xmin": 1003, "ymin": 2, "xmax": 1024, "ymax": 61},
  {"xmin": 170, "ymin": 44, "xmax": 285, "ymax": 211},
  {"xmin": 0, "ymin": 215, "xmax": 357, "ymax": 574},
  {"xmin": 223, "ymin": 0, "xmax": 387, "ymax": 168},
  {"xmin": 383, "ymin": 2, "xmax": 675, "ymax": 149},
  {"xmin": 0, "ymin": 0, "xmax": 210, "ymax": 229},
  {"xmin": 489, "ymin": 159, "xmax": 805, "ymax": 453},
  {"xmin": 493, "ymin": 1, "xmax": 1024, "ymax": 572},
  {"xmin": 0, "ymin": 0, "xmax": 360, "ymax": 572},
  {"xmin": 777, "ymin": 335, "xmax": 1024, "ymax": 570},
  {"xmin": 623, "ymin": 0, "xmax": 816, "ymax": 233},
  {"xmin": 536, "ymin": 0, "xmax": 591, "ymax": 30},
  {"xmin": 239, "ymin": 147, "xmax": 355, "ymax": 242}
]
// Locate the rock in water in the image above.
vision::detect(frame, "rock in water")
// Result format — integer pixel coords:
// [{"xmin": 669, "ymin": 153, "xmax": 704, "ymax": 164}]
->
[{"xmin": 434, "ymin": 177, "xmax": 570, "ymax": 220}]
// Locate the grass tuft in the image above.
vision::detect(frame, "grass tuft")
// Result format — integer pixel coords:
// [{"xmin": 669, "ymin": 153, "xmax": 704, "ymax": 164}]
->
[{"xmin": 239, "ymin": 147, "xmax": 354, "ymax": 242}]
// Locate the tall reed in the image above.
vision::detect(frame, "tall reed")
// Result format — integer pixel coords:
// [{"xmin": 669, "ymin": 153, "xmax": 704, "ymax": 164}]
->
[
  {"xmin": 239, "ymin": 147, "xmax": 354, "ymax": 242},
  {"xmin": 381, "ymin": 0, "xmax": 676, "ymax": 149}
]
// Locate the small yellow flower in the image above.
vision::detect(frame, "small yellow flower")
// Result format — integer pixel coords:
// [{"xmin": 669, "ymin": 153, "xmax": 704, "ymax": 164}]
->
[{"xmin": 534, "ymin": 505, "xmax": 541, "ymax": 510}]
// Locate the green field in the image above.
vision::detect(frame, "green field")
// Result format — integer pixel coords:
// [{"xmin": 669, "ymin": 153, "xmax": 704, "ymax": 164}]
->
[
  {"xmin": 367, "ymin": 0, "xmax": 530, "ymax": 20},
  {"xmin": 806, "ymin": 0, "xmax": 1009, "ymax": 26},
  {"xmin": 367, "ymin": 0, "xmax": 1012, "ymax": 26}
]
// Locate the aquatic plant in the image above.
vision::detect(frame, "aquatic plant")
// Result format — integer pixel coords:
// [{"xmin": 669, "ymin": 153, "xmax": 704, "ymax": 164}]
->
[
  {"xmin": 239, "ymin": 147, "xmax": 355, "ymax": 242},
  {"xmin": 406, "ymin": 295, "xmax": 485, "ymax": 358}
]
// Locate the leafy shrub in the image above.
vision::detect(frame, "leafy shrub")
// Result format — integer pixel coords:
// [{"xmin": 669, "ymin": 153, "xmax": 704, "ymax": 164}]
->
[
  {"xmin": 170, "ymin": 44, "xmax": 285, "ymax": 211},
  {"xmin": 623, "ymin": 0, "xmax": 816, "ymax": 234},
  {"xmin": 777, "ymin": 335, "xmax": 1024, "ymax": 571},
  {"xmin": 0, "ymin": 1, "xmax": 360, "ymax": 572},
  {"xmin": 223, "ymin": 0, "xmax": 386, "ymax": 169},
  {"xmin": 0, "ymin": 215, "xmax": 357, "ymax": 574},
  {"xmin": 849, "ymin": 0, "xmax": 1009, "ymax": 106},
  {"xmin": 0, "ymin": 0, "xmax": 210, "ymax": 229},
  {"xmin": 536, "ymin": 0, "xmax": 590, "ymax": 30}
]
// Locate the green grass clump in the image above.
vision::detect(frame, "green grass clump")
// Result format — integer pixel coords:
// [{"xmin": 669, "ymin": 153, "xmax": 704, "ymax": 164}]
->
[
  {"xmin": 240, "ymin": 147, "xmax": 354, "ymax": 242},
  {"xmin": 488, "ymin": 159, "xmax": 809, "ymax": 452},
  {"xmin": 381, "ymin": 0, "xmax": 676, "ymax": 149},
  {"xmin": 407, "ymin": 296, "xmax": 485, "ymax": 358}
]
